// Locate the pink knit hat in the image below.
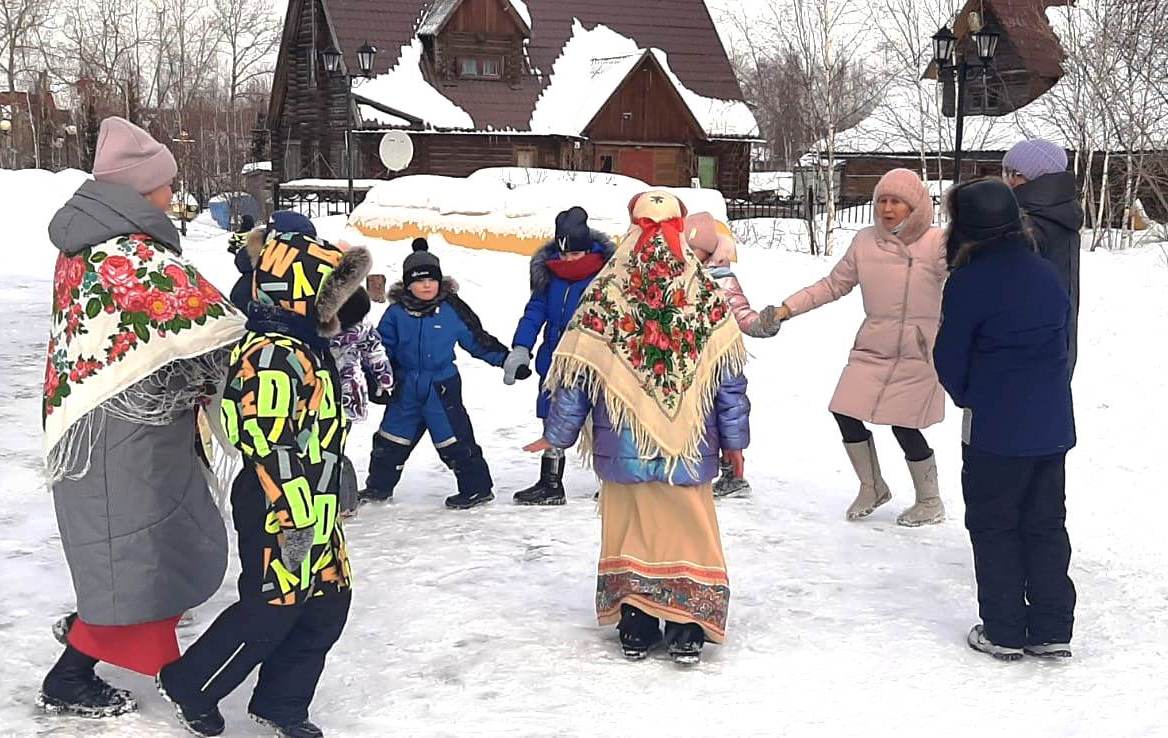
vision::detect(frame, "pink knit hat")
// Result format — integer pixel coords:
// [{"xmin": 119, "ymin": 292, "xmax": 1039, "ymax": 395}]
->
[
  {"xmin": 873, "ymin": 168, "xmax": 933, "ymax": 244},
  {"xmin": 92, "ymin": 117, "xmax": 178, "ymax": 195}
]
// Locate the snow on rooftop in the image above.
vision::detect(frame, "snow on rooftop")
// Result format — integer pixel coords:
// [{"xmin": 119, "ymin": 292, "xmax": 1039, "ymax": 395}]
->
[
  {"xmin": 749, "ymin": 171, "xmax": 793, "ymax": 195},
  {"xmin": 240, "ymin": 161, "xmax": 272, "ymax": 175},
  {"xmin": 529, "ymin": 21, "xmax": 758, "ymax": 139},
  {"xmin": 354, "ymin": 39, "xmax": 474, "ymax": 130},
  {"xmin": 358, "ymin": 104, "xmax": 412, "ymax": 129},
  {"xmin": 650, "ymin": 48, "xmax": 759, "ymax": 138},
  {"xmin": 508, "ymin": 0, "xmax": 531, "ymax": 32}
]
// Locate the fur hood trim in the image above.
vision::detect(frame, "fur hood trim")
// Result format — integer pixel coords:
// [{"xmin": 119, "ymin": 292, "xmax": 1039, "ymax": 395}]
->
[
  {"xmin": 316, "ymin": 247, "xmax": 372, "ymax": 337},
  {"xmin": 529, "ymin": 229, "xmax": 616, "ymax": 293}
]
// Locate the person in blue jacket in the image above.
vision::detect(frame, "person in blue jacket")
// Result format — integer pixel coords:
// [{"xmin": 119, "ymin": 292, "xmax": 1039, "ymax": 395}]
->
[
  {"xmin": 933, "ymin": 178, "xmax": 1077, "ymax": 662},
  {"xmin": 360, "ymin": 238, "xmax": 526, "ymax": 510},
  {"xmin": 503, "ymin": 206, "xmax": 616, "ymax": 505}
]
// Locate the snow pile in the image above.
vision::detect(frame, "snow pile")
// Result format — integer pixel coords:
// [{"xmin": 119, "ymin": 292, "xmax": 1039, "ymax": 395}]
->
[
  {"xmin": 0, "ymin": 167, "xmax": 89, "ymax": 278},
  {"xmin": 354, "ymin": 39, "xmax": 475, "ymax": 130},
  {"xmin": 529, "ymin": 21, "xmax": 758, "ymax": 138},
  {"xmin": 350, "ymin": 171, "xmax": 728, "ymax": 255},
  {"xmin": 468, "ymin": 167, "xmax": 647, "ymax": 190}
]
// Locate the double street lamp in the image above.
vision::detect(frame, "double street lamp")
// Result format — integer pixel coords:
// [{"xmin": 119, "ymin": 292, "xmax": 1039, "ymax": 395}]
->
[
  {"xmin": 931, "ymin": 22, "xmax": 1000, "ymax": 183},
  {"xmin": 320, "ymin": 41, "xmax": 378, "ymax": 210}
]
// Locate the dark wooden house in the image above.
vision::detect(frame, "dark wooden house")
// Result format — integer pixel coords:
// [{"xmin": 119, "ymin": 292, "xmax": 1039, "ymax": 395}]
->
[
  {"xmin": 269, "ymin": 0, "xmax": 758, "ymax": 198},
  {"xmin": 831, "ymin": 0, "xmax": 1075, "ymax": 198}
]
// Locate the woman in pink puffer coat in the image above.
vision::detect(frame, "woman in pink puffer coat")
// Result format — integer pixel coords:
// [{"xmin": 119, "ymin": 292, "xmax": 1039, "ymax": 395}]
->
[{"xmin": 777, "ymin": 169, "xmax": 947, "ymax": 527}]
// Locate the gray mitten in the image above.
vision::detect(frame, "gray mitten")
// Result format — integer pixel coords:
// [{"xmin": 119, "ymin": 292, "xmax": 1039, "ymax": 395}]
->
[
  {"xmin": 746, "ymin": 306, "xmax": 782, "ymax": 338},
  {"xmin": 503, "ymin": 346, "xmax": 531, "ymax": 386},
  {"xmin": 280, "ymin": 527, "xmax": 315, "ymax": 573}
]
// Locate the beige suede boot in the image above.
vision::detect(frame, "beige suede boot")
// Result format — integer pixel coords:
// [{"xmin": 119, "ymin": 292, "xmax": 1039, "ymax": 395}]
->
[
  {"xmin": 897, "ymin": 454, "xmax": 946, "ymax": 527},
  {"xmin": 843, "ymin": 438, "xmax": 893, "ymax": 521}
]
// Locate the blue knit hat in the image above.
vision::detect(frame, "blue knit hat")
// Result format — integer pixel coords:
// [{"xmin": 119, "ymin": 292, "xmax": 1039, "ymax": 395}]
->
[
  {"xmin": 267, "ymin": 210, "xmax": 317, "ymax": 237},
  {"xmin": 1002, "ymin": 139, "xmax": 1068, "ymax": 181}
]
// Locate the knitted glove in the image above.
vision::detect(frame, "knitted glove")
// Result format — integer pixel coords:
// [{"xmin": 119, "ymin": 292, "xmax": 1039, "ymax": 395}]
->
[
  {"xmin": 503, "ymin": 346, "xmax": 531, "ymax": 386},
  {"xmin": 280, "ymin": 527, "xmax": 315, "ymax": 574},
  {"xmin": 746, "ymin": 306, "xmax": 783, "ymax": 338}
]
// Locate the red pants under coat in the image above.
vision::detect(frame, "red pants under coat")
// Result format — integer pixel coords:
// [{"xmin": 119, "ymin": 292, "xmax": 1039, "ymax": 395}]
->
[{"xmin": 68, "ymin": 615, "xmax": 182, "ymax": 676}]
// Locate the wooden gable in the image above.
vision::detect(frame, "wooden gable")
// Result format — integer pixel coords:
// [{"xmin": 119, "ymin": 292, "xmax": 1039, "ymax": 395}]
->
[
  {"xmin": 584, "ymin": 53, "xmax": 705, "ymax": 144},
  {"xmin": 426, "ymin": 0, "xmax": 528, "ymax": 83},
  {"xmin": 935, "ymin": 0, "xmax": 1068, "ymax": 117}
]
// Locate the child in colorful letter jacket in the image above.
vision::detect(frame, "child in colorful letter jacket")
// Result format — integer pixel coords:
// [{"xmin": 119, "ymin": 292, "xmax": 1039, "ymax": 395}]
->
[{"xmin": 158, "ymin": 232, "xmax": 371, "ymax": 737}]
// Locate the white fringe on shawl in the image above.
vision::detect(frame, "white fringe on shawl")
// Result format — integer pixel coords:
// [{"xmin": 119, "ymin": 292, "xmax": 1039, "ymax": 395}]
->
[{"xmin": 543, "ymin": 227, "xmax": 748, "ymax": 479}]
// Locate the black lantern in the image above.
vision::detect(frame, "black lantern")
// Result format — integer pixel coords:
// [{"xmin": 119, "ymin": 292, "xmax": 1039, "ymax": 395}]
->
[
  {"xmin": 931, "ymin": 26, "xmax": 957, "ymax": 68},
  {"xmin": 972, "ymin": 28, "xmax": 1000, "ymax": 63},
  {"xmin": 320, "ymin": 45, "xmax": 342, "ymax": 74},
  {"xmin": 356, "ymin": 42, "xmax": 378, "ymax": 77}
]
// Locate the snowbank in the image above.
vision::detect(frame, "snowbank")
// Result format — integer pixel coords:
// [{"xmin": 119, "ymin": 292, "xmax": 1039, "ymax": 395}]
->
[
  {"xmin": 350, "ymin": 171, "xmax": 728, "ymax": 255},
  {"xmin": 0, "ymin": 168, "xmax": 89, "ymax": 278},
  {"xmin": 750, "ymin": 171, "xmax": 794, "ymax": 196}
]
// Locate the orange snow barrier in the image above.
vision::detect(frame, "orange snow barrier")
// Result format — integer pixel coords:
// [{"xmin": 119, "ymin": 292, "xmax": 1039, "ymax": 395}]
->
[{"xmin": 353, "ymin": 220, "xmax": 549, "ymax": 256}]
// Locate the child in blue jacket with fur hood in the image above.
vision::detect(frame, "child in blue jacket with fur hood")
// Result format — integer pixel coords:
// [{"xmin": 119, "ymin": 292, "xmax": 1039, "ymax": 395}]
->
[{"xmin": 502, "ymin": 207, "xmax": 615, "ymax": 505}]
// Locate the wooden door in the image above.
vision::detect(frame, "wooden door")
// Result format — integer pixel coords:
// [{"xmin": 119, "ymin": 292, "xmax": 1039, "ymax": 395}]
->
[{"xmin": 617, "ymin": 149, "xmax": 656, "ymax": 184}]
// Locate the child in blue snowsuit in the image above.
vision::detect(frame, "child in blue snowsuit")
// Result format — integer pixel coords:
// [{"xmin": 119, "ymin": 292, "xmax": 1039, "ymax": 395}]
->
[
  {"xmin": 360, "ymin": 239, "xmax": 524, "ymax": 510},
  {"xmin": 503, "ymin": 206, "xmax": 615, "ymax": 505}
]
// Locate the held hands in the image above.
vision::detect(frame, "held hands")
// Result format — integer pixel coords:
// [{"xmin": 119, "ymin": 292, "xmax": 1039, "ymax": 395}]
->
[
  {"xmin": 503, "ymin": 346, "xmax": 532, "ymax": 385},
  {"xmin": 524, "ymin": 438, "xmax": 552, "ymax": 453},
  {"xmin": 723, "ymin": 449, "xmax": 745, "ymax": 478}
]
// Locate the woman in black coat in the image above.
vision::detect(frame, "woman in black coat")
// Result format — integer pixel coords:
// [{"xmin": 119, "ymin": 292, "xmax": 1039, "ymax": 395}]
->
[{"xmin": 934, "ymin": 178, "xmax": 1077, "ymax": 662}]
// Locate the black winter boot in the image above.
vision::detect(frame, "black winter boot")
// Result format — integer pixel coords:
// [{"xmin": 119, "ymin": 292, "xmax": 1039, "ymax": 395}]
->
[
  {"xmin": 664, "ymin": 622, "xmax": 705, "ymax": 665},
  {"xmin": 617, "ymin": 603, "xmax": 662, "ymax": 660},
  {"xmin": 37, "ymin": 646, "xmax": 137, "ymax": 718},
  {"xmin": 513, "ymin": 454, "xmax": 567, "ymax": 505},
  {"xmin": 156, "ymin": 671, "xmax": 226, "ymax": 736},
  {"xmin": 445, "ymin": 490, "xmax": 494, "ymax": 509},
  {"xmin": 251, "ymin": 713, "xmax": 325, "ymax": 738},
  {"xmin": 357, "ymin": 486, "xmax": 393, "ymax": 504}
]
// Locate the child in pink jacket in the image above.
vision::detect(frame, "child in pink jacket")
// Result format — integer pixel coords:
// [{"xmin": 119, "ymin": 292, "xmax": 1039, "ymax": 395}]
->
[
  {"xmin": 685, "ymin": 212, "xmax": 780, "ymax": 498},
  {"xmin": 330, "ymin": 287, "xmax": 394, "ymax": 516}
]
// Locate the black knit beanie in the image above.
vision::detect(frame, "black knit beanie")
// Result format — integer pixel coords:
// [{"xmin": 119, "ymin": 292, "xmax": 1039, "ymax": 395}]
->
[
  {"xmin": 554, "ymin": 206, "xmax": 592, "ymax": 252},
  {"xmin": 403, "ymin": 238, "xmax": 442, "ymax": 286}
]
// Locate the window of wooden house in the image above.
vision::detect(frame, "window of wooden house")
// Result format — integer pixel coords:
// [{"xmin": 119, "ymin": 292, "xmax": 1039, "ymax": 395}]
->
[
  {"xmin": 599, "ymin": 155, "xmax": 614, "ymax": 173},
  {"xmin": 459, "ymin": 56, "xmax": 503, "ymax": 80},
  {"xmin": 966, "ymin": 86, "xmax": 1001, "ymax": 114}
]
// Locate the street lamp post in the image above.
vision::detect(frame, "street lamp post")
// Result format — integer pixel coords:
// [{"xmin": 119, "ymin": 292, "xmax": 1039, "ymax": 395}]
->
[
  {"xmin": 320, "ymin": 41, "xmax": 378, "ymax": 211},
  {"xmin": 931, "ymin": 24, "xmax": 1000, "ymax": 183}
]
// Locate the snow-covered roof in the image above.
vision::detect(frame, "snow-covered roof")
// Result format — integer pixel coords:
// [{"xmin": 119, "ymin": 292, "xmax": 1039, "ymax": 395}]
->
[
  {"xmin": 240, "ymin": 161, "xmax": 272, "ymax": 175},
  {"xmin": 528, "ymin": 21, "xmax": 758, "ymax": 138},
  {"xmin": 282, "ymin": 178, "xmax": 386, "ymax": 191},
  {"xmin": 417, "ymin": 0, "xmax": 531, "ymax": 37},
  {"xmin": 358, "ymin": 104, "xmax": 414, "ymax": 129},
  {"xmin": 750, "ymin": 171, "xmax": 793, "ymax": 195},
  {"xmin": 352, "ymin": 39, "xmax": 474, "ymax": 130}
]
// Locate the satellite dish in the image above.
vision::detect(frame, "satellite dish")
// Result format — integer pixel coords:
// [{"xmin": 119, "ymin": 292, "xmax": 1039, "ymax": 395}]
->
[{"xmin": 379, "ymin": 130, "xmax": 414, "ymax": 172}]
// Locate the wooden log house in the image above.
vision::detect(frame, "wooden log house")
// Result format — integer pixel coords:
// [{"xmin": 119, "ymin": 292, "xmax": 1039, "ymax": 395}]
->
[{"xmin": 269, "ymin": 0, "xmax": 759, "ymax": 198}]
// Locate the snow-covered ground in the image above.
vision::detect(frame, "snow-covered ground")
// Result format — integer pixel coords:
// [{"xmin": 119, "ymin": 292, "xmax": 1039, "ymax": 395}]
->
[{"xmin": 2, "ymin": 179, "xmax": 1168, "ymax": 736}]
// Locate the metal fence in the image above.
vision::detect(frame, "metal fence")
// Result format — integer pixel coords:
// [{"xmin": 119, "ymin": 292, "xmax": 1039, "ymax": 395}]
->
[
  {"xmin": 274, "ymin": 186, "xmax": 371, "ymax": 219},
  {"xmin": 727, "ymin": 195, "xmax": 946, "ymax": 224}
]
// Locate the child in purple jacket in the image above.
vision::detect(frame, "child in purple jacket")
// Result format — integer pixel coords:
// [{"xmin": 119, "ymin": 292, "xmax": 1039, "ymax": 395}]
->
[{"xmin": 329, "ymin": 286, "xmax": 394, "ymax": 515}]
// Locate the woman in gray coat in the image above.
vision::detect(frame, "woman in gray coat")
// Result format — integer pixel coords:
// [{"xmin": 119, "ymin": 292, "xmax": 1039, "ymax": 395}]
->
[{"xmin": 38, "ymin": 117, "xmax": 244, "ymax": 718}]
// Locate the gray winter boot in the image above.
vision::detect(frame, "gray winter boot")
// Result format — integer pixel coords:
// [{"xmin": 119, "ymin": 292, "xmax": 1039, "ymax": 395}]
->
[
  {"xmin": 843, "ymin": 438, "xmax": 892, "ymax": 521},
  {"xmin": 897, "ymin": 454, "xmax": 945, "ymax": 527}
]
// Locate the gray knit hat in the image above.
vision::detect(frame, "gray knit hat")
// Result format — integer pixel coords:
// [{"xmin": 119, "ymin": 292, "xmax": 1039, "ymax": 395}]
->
[
  {"xmin": 1002, "ymin": 139, "xmax": 1068, "ymax": 181},
  {"xmin": 403, "ymin": 238, "xmax": 441, "ymax": 286}
]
